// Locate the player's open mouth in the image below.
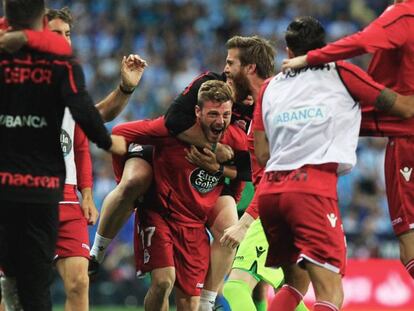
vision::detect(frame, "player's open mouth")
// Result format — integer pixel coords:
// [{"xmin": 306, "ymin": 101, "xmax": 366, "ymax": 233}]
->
[{"xmin": 211, "ymin": 128, "xmax": 223, "ymax": 135}]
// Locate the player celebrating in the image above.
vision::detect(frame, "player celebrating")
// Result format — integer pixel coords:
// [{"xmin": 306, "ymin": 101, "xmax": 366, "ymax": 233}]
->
[
  {"xmin": 255, "ymin": 16, "xmax": 414, "ymax": 311},
  {"xmin": 0, "ymin": 0, "xmax": 127, "ymax": 310},
  {"xmin": 219, "ymin": 36, "xmax": 310, "ymax": 311},
  {"xmin": 282, "ymin": 0, "xmax": 414, "ymax": 282},
  {"xmin": 112, "ymin": 80, "xmax": 248, "ymax": 311},
  {"xmin": 0, "ymin": 5, "xmax": 145, "ymax": 310},
  {"xmin": 44, "ymin": 8, "xmax": 145, "ymax": 311},
  {"xmin": 90, "ymin": 36, "xmax": 274, "ymax": 311}
]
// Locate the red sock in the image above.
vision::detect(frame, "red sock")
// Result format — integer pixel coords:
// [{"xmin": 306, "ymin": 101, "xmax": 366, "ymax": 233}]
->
[
  {"xmin": 268, "ymin": 285, "xmax": 302, "ymax": 311},
  {"xmin": 405, "ymin": 259, "xmax": 414, "ymax": 279},
  {"xmin": 313, "ymin": 301, "xmax": 339, "ymax": 311}
]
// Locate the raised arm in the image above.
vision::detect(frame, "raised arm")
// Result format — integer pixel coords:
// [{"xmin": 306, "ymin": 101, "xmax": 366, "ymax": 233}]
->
[
  {"xmin": 61, "ymin": 60, "xmax": 126, "ymax": 155},
  {"xmin": 282, "ymin": 3, "xmax": 410, "ymax": 70},
  {"xmin": 96, "ymin": 54, "xmax": 147, "ymax": 122},
  {"xmin": 337, "ymin": 61, "xmax": 414, "ymax": 118}
]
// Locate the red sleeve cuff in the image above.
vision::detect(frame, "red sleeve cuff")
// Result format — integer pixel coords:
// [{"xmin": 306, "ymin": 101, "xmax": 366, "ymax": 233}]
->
[
  {"xmin": 245, "ymin": 204, "xmax": 259, "ymax": 220},
  {"xmin": 245, "ymin": 208, "xmax": 259, "ymax": 220}
]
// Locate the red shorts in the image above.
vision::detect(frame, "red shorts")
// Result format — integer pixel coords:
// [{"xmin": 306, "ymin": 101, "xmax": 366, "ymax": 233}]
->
[
  {"xmin": 55, "ymin": 203, "xmax": 90, "ymax": 259},
  {"xmin": 385, "ymin": 137, "xmax": 414, "ymax": 236},
  {"xmin": 258, "ymin": 192, "xmax": 346, "ymax": 275},
  {"xmin": 134, "ymin": 209, "xmax": 210, "ymax": 296}
]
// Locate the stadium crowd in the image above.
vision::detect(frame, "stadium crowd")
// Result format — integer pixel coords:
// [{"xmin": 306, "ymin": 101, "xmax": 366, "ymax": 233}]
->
[{"xmin": 40, "ymin": 0, "xmax": 398, "ymax": 307}]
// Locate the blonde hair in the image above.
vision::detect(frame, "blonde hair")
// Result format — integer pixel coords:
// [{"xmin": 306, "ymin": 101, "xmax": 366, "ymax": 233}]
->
[{"xmin": 197, "ymin": 80, "xmax": 234, "ymax": 107}]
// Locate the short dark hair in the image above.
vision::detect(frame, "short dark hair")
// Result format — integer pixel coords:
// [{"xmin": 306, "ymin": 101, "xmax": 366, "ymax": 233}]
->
[
  {"xmin": 285, "ymin": 16, "xmax": 326, "ymax": 56},
  {"xmin": 197, "ymin": 80, "xmax": 234, "ymax": 108},
  {"xmin": 226, "ymin": 35, "xmax": 276, "ymax": 79},
  {"xmin": 4, "ymin": 0, "xmax": 45, "ymax": 29},
  {"xmin": 46, "ymin": 7, "xmax": 73, "ymax": 28}
]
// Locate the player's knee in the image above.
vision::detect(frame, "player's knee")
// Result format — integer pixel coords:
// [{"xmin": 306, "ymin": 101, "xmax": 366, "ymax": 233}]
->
[
  {"xmin": 118, "ymin": 165, "xmax": 152, "ymax": 198},
  {"xmin": 313, "ymin": 281, "xmax": 343, "ymax": 307},
  {"xmin": 398, "ymin": 232, "xmax": 414, "ymax": 264},
  {"xmin": 210, "ymin": 219, "xmax": 237, "ymax": 241},
  {"xmin": 151, "ymin": 281, "xmax": 174, "ymax": 299},
  {"xmin": 151, "ymin": 276, "xmax": 175, "ymax": 297},
  {"xmin": 64, "ymin": 273, "xmax": 89, "ymax": 298},
  {"xmin": 212, "ymin": 238, "xmax": 235, "ymax": 256},
  {"xmin": 118, "ymin": 174, "xmax": 151, "ymax": 200}
]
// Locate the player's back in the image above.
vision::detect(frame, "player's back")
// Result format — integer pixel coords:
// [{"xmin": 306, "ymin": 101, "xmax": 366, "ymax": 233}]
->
[
  {"xmin": 260, "ymin": 63, "xmax": 360, "ymax": 175},
  {"xmin": 0, "ymin": 48, "xmax": 77, "ymax": 204}
]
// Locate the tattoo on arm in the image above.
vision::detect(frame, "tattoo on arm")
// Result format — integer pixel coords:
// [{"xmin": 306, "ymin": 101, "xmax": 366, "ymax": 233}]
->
[{"xmin": 375, "ymin": 88, "xmax": 396, "ymax": 112}]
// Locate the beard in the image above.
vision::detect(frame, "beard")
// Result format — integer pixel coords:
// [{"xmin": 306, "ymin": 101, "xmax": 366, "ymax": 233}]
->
[
  {"xmin": 232, "ymin": 71, "xmax": 251, "ymax": 104},
  {"xmin": 200, "ymin": 120, "xmax": 226, "ymax": 143}
]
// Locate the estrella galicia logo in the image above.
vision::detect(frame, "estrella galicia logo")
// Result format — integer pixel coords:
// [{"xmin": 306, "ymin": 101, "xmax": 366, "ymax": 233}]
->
[
  {"xmin": 60, "ymin": 129, "xmax": 72, "ymax": 157},
  {"xmin": 190, "ymin": 168, "xmax": 220, "ymax": 194}
]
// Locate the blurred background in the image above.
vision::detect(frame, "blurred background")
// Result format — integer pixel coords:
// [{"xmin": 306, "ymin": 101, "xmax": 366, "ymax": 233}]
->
[{"xmin": 23, "ymin": 0, "xmax": 410, "ymax": 309}]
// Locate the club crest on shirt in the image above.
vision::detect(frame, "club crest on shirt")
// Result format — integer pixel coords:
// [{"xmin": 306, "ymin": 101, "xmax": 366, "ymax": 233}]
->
[
  {"xmin": 60, "ymin": 129, "xmax": 72, "ymax": 157},
  {"xmin": 190, "ymin": 168, "xmax": 220, "ymax": 194}
]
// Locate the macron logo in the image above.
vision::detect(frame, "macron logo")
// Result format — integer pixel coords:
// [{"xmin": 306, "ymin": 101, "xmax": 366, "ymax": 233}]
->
[
  {"xmin": 400, "ymin": 167, "xmax": 412, "ymax": 182},
  {"xmin": 327, "ymin": 213, "xmax": 337, "ymax": 228}
]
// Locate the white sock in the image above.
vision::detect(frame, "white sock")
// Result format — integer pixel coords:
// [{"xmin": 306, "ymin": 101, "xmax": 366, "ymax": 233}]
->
[
  {"xmin": 90, "ymin": 233, "xmax": 112, "ymax": 263},
  {"xmin": 1, "ymin": 276, "xmax": 23, "ymax": 311},
  {"xmin": 199, "ymin": 289, "xmax": 217, "ymax": 311}
]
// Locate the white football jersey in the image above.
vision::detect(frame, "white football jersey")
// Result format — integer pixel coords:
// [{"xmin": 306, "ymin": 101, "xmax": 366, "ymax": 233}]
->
[{"xmin": 261, "ymin": 63, "xmax": 361, "ymax": 175}]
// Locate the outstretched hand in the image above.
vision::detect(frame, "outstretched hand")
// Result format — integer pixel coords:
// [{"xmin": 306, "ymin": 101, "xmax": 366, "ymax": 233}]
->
[{"xmin": 120, "ymin": 54, "xmax": 148, "ymax": 91}]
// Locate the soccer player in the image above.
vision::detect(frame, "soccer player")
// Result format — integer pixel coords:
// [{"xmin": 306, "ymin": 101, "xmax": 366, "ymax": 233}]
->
[
  {"xmin": 112, "ymin": 80, "xmax": 248, "ymax": 311},
  {"xmin": 282, "ymin": 0, "xmax": 414, "ymax": 281},
  {"xmin": 45, "ymin": 8, "xmax": 145, "ymax": 311},
  {"xmin": 0, "ymin": 0, "xmax": 127, "ymax": 310},
  {"xmin": 0, "ymin": 6, "xmax": 146, "ymax": 310},
  {"xmin": 219, "ymin": 37, "xmax": 308, "ymax": 311},
  {"xmin": 255, "ymin": 16, "xmax": 414, "ymax": 311},
  {"xmin": 90, "ymin": 35, "xmax": 274, "ymax": 311}
]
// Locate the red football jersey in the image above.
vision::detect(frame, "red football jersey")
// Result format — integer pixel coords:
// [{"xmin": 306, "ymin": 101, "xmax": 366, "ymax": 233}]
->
[
  {"xmin": 307, "ymin": 0, "xmax": 414, "ymax": 136},
  {"xmin": 112, "ymin": 117, "xmax": 248, "ymax": 226}
]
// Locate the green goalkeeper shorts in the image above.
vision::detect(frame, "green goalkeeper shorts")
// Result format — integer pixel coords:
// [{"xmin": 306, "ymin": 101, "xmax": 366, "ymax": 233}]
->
[{"xmin": 232, "ymin": 218, "xmax": 284, "ymax": 288}]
